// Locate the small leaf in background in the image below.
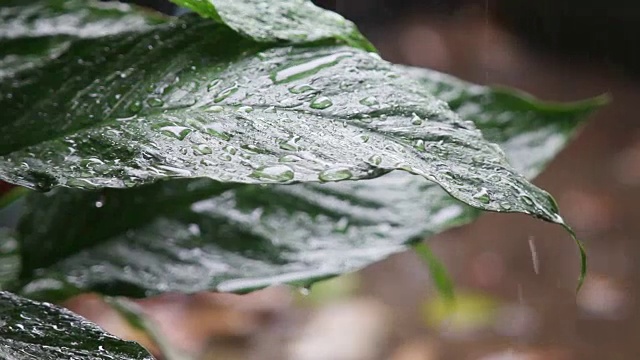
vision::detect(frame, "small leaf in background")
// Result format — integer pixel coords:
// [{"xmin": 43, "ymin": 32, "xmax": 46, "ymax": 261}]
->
[
  {"xmin": 413, "ymin": 242, "xmax": 455, "ymax": 302},
  {"xmin": 0, "ymin": 229, "xmax": 20, "ymax": 290},
  {"xmin": 422, "ymin": 290, "xmax": 499, "ymax": 338},
  {"xmin": 106, "ymin": 296, "xmax": 191, "ymax": 360},
  {"xmin": 0, "ymin": 291, "xmax": 154, "ymax": 359}
]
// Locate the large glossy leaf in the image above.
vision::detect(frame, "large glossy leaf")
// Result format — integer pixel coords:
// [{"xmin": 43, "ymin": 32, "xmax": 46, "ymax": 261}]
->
[
  {"xmin": 399, "ymin": 66, "xmax": 605, "ymax": 178},
  {"xmin": 0, "ymin": 291, "xmax": 153, "ymax": 359},
  {"xmin": 1, "ymin": 2, "xmax": 573, "ymax": 223},
  {"xmin": 170, "ymin": 0, "xmax": 375, "ymax": 50},
  {"xmin": 11, "ymin": 70, "xmax": 602, "ymax": 301}
]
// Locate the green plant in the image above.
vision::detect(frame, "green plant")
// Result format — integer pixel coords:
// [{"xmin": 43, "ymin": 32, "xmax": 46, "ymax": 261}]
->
[{"xmin": 0, "ymin": 0, "xmax": 605, "ymax": 358}]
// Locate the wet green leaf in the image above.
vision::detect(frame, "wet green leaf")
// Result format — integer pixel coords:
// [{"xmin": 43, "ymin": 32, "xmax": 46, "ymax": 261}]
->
[
  {"xmin": 0, "ymin": 0, "xmax": 164, "ymax": 79},
  {"xmin": 0, "ymin": 1, "xmax": 580, "ymax": 223},
  {"xmin": 0, "ymin": 291, "xmax": 153, "ymax": 360},
  {"xmin": 10, "ymin": 70, "xmax": 602, "ymax": 300},
  {"xmin": 170, "ymin": 0, "xmax": 375, "ymax": 50},
  {"xmin": 399, "ymin": 66, "xmax": 608, "ymax": 178}
]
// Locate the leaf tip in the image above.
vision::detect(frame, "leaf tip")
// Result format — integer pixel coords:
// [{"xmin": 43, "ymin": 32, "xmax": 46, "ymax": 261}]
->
[{"xmin": 557, "ymin": 222, "xmax": 588, "ymax": 294}]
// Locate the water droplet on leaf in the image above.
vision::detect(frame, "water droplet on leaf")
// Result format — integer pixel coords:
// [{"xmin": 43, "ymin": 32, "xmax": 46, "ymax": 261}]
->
[
  {"xmin": 128, "ymin": 101, "xmax": 142, "ymax": 115},
  {"xmin": 206, "ymin": 105, "xmax": 224, "ymax": 112},
  {"xmin": 289, "ymin": 83, "xmax": 315, "ymax": 94},
  {"xmin": 271, "ymin": 52, "xmax": 352, "ymax": 83},
  {"xmin": 158, "ymin": 125, "xmax": 192, "ymax": 140},
  {"xmin": 411, "ymin": 113, "xmax": 423, "ymax": 125},
  {"xmin": 310, "ymin": 96, "xmax": 332, "ymax": 109},
  {"xmin": 214, "ymin": 83, "xmax": 239, "ymax": 103},
  {"xmin": 319, "ymin": 167, "xmax": 353, "ymax": 182},
  {"xmin": 251, "ymin": 165, "xmax": 295, "ymax": 182},
  {"xmin": 279, "ymin": 154, "xmax": 302, "ymax": 162},
  {"xmin": 279, "ymin": 136, "xmax": 301, "ymax": 151},
  {"xmin": 368, "ymin": 154, "xmax": 382, "ymax": 166},
  {"xmin": 499, "ymin": 202, "xmax": 512, "ymax": 210},
  {"xmin": 359, "ymin": 96, "xmax": 378, "ymax": 106},
  {"xmin": 193, "ymin": 144, "xmax": 212, "ymax": 155},
  {"xmin": 473, "ymin": 188, "xmax": 491, "ymax": 204},
  {"xmin": 146, "ymin": 97, "xmax": 164, "ymax": 107},
  {"xmin": 207, "ymin": 79, "xmax": 222, "ymax": 92},
  {"xmin": 521, "ymin": 195, "xmax": 535, "ymax": 206}
]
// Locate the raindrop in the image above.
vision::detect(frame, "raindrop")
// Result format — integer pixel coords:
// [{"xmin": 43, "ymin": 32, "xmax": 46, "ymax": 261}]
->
[
  {"xmin": 521, "ymin": 195, "xmax": 535, "ymax": 206},
  {"xmin": 95, "ymin": 195, "xmax": 105, "ymax": 208},
  {"xmin": 146, "ymin": 97, "xmax": 164, "ymax": 107},
  {"xmin": 214, "ymin": 83, "xmax": 239, "ymax": 102},
  {"xmin": 414, "ymin": 139, "xmax": 426, "ymax": 151},
  {"xmin": 219, "ymin": 154, "xmax": 232, "ymax": 161},
  {"xmin": 319, "ymin": 167, "xmax": 353, "ymax": 182},
  {"xmin": 289, "ymin": 83, "xmax": 315, "ymax": 94},
  {"xmin": 158, "ymin": 125, "xmax": 192, "ymax": 140},
  {"xmin": 528, "ymin": 236, "xmax": 540, "ymax": 275},
  {"xmin": 499, "ymin": 202, "xmax": 512, "ymax": 210},
  {"xmin": 80, "ymin": 158, "xmax": 105, "ymax": 168},
  {"xmin": 334, "ymin": 217, "xmax": 349, "ymax": 233},
  {"xmin": 279, "ymin": 136, "xmax": 301, "ymax": 151},
  {"xmin": 207, "ymin": 79, "xmax": 222, "ymax": 92},
  {"xmin": 354, "ymin": 134, "xmax": 369, "ymax": 143},
  {"xmin": 473, "ymin": 188, "xmax": 491, "ymax": 204},
  {"xmin": 206, "ymin": 105, "xmax": 224, "ymax": 112},
  {"xmin": 310, "ymin": 96, "xmax": 333, "ymax": 109},
  {"xmin": 279, "ymin": 154, "xmax": 302, "ymax": 162},
  {"xmin": 251, "ymin": 165, "xmax": 295, "ymax": 182},
  {"xmin": 411, "ymin": 113, "xmax": 423, "ymax": 125},
  {"xmin": 279, "ymin": 98, "xmax": 303, "ymax": 108},
  {"xmin": 193, "ymin": 144, "xmax": 212, "ymax": 155},
  {"xmin": 359, "ymin": 96, "xmax": 378, "ymax": 106},
  {"xmin": 238, "ymin": 105, "xmax": 253, "ymax": 113},
  {"xmin": 204, "ymin": 123, "xmax": 231, "ymax": 141},
  {"xmin": 472, "ymin": 154, "xmax": 486, "ymax": 163},
  {"xmin": 224, "ymin": 146, "xmax": 237, "ymax": 155},
  {"xmin": 188, "ymin": 223, "xmax": 201, "ymax": 236},
  {"xmin": 241, "ymin": 144, "xmax": 268, "ymax": 154},
  {"xmin": 298, "ymin": 286, "xmax": 311, "ymax": 296},
  {"xmin": 367, "ymin": 154, "xmax": 382, "ymax": 166},
  {"xmin": 271, "ymin": 52, "xmax": 352, "ymax": 83},
  {"xmin": 157, "ymin": 165, "xmax": 192, "ymax": 176}
]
